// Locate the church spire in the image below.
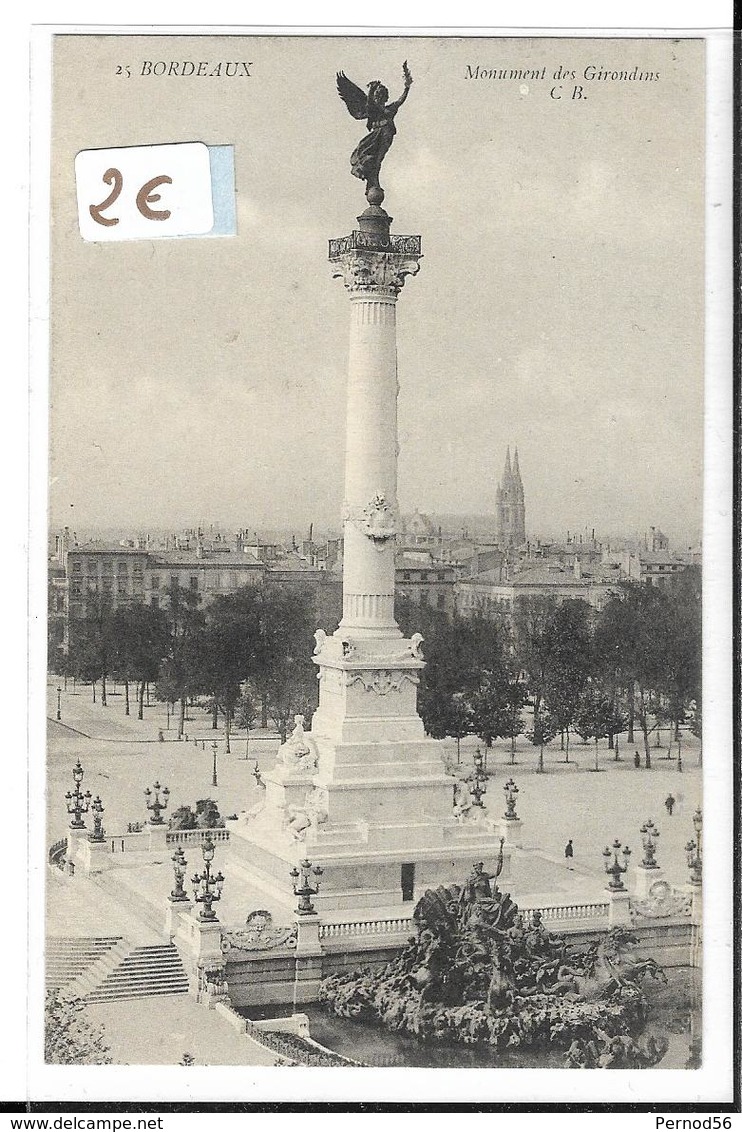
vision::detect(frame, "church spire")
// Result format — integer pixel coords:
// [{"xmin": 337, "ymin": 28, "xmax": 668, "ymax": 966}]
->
[{"xmin": 496, "ymin": 446, "xmax": 526, "ymax": 549}]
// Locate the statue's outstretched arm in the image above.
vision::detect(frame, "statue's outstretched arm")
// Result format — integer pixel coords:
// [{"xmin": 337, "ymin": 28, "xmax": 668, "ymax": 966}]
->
[{"xmin": 387, "ymin": 61, "xmax": 413, "ymax": 113}]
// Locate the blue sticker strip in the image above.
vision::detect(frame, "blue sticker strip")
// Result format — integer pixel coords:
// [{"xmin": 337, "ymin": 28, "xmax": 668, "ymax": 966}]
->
[
  {"xmin": 207, "ymin": 145, "xmax": 236, "ymax": 237},
  {"xmin": 166, "ymin": 144, "xmax": 235, "ymax": 239}
]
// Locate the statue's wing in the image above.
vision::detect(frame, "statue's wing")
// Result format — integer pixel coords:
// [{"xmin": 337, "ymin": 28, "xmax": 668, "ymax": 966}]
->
[{"xmin": 336, "ymin": 71, "xmax": 368, "ymax": 119}]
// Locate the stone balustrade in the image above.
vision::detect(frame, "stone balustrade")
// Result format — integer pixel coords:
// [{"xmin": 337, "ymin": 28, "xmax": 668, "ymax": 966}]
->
[
  {"xmin": 519, "ymin": 902, "xmax": 610, "ymax": 926},
  {"xmin": 166, "ymin": 828, "xmax": 231, "ymax": 847},
  {"xmin": 319, "ymin": 915, "xmax": 414, "ymax": 940},
  {"xmin": 316, "ymin": 900, "xmax": 620, "ymax": 941}
]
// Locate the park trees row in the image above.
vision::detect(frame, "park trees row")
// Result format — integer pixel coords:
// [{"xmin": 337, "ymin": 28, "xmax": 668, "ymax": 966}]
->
[
  {"xmin": 397, "ymin": 567, "xmax": 701, "ymax": 767},
  {"xmin": 58, "ymin": 580, "xmax": 318, "ymax": 745},
  {"xmin": 55, "ymin": 566, "xmax": 701, "ymax": 762}
]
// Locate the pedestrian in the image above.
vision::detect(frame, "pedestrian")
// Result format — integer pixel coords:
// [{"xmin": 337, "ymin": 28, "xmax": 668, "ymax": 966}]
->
[
  {"xmin": 665, "ymin": 793, "xmax": 675, "ymax": 816},
  {"xmin": 634, "ymin": 751, "xmax": 641, "ymax": 769},
  {"xmin": 677, "ymin": 753, "xmax": 683, "ymax": 773},
  {"xmin": 564, "ymin": 839, "xmax": 574, "ymax": 868}
]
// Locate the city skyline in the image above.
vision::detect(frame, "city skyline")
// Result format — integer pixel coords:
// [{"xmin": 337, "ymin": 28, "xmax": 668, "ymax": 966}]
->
[
  {"xmin": 49, "ymin": 36, "xmax": 704, "ymax": 550},
  {"xmin": 50, "ymin": 513, "xmax": 700, "ymax": 553}
]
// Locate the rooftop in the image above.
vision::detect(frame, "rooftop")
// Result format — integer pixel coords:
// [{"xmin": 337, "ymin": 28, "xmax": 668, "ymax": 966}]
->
[{"xmin": 464, "ymin": 563, "xmax": 615, "ymax": 589}]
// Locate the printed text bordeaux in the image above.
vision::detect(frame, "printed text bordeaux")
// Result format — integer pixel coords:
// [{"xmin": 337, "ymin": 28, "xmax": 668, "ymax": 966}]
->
[{"xmin": 140, "ymin": 61, "xmax": 253, "ymax": 77}]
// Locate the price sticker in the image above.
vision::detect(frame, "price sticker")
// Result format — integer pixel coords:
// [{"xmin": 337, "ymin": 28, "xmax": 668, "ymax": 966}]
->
[{"xmin": 75, "ymin": 142, "xmax": 216, "ymax": 242}]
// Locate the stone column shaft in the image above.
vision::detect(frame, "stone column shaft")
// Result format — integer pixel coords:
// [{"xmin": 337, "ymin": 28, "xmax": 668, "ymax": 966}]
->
[
  {"xmin": 330, "ymin": 227, "xmax": 421, "ymax": 638},
  {"xmin": 342, "ymin": 294, "xmax": 399, "ymax": 634}
]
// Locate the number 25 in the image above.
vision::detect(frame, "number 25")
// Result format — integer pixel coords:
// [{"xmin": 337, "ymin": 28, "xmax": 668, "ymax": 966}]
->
[{"xmin": 89, "ymin": 167, "xmax": 173, "ymax": 227}]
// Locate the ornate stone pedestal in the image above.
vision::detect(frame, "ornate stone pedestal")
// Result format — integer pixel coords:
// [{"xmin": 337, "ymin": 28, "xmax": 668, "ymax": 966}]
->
[
  {"xmin": 498, "ymin": 816, "xmax": 524, "ymax": 849},
  {"xmin": 607, "ymin": 887, "xmax": 632, "ymax": 927},
  {"xmin": 634, "ymin": 863, "xmax": 664, "ymax": 901},
  {"xmin": 235, "ymin": 206, "xmax": 505, "ymax": 912},
  {"xmin": 77, "ymin": 838, "xmax": 109, "ymax": 875},
  {"xmin": 147, "ymin": 823, "xmax": 168, "ymax": 852},
  {"xmin": 163, "ymin": 893, "xmax": 192, "ymax": 939}
]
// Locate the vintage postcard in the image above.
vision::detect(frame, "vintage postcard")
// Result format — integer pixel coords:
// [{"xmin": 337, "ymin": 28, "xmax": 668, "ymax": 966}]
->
[{"xmin": 22, "ymin": 22, "xmax": 736, "ymax": 1113}]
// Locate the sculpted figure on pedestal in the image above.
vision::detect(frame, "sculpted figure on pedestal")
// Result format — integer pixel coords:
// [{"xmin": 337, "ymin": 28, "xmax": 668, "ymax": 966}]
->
[
  {"xmin": 453, "ymin": 779, "xmax": 474, "ymax": 822},
  {"xmin": 285, "ymin": 786, "xmax": 328, "ymax": 842},
  {"xmin": 277, "ymin": 714, "xmax": 318, "ymax": 774},
  {"xmin": 336, "ymin": 62, "xmax": 413, "ymax": 205}
]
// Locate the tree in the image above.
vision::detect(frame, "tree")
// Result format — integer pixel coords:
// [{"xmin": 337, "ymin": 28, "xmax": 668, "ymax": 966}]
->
[
  {"xmin": 394, "ymin": 595, "xmax": 450, "ymax": 646},
  {"xmin": 513, "ymin": 595, "xmax": 560, "ymax": 741},
  {"xmin": 592, "ymin": 595, "xmax": 635, "ymax": 750},
  {"xmin": 67, "ymin": 590, "xmax": 117, "ymax": 705},
  {"xmin": 574, "ymin": 683, "xmax": 617, "ymax": 770},
  {"xmin": 417, "ymin": 614, "xmax": 505, "ymax": 757},
  {"xmin": 597, "ymin": 583, "xmax": 668, "ymax": 761},
  {"xmin": 196, "ymin": 592, "xmax": 260, "ymax": 752},
  {"xmin": 45, "ymin": 992, "xmax": 111, "ymax": 1064},
  {"xmin": 526, "ymin": 711, "xmax": 557, "ymax": 773},
  {"xmin": 538, "ymin": 600, "xmax": 593, "ymax": 762},
  {"xmin": 111, "ymin": 603, "xmax": 170, "ymax": 719},
  {"xmin": 661, "ymin": 567, "xmax": 702, "ymax": 741},
  {"xmin": 249, "ymin": 584, "xmax": 318, "ymax": 736},
  {"xmin": 157, "ymin": 580, "xmax": 205, "ymax": 739},
  {"xmin": 264, "ymin": 657, "xmax": 317, "ymax": 742},
  {"xmin": 502, "ymin": 674, "xmax": 528, "ymax": 761},
  {"xmin": 235, "ymin": 690, "xmax": 258, "ymax": 731},
  {"xmin": 235, "ymin": 690, "xmax": 258, "ymax": 759},
  {"xmin": 469, "ymin": 665, "xmax": 527, "ymax": 764},
  {"xmin": 169, "ymin": 804, "xmax": 198, "ymax": 830}
]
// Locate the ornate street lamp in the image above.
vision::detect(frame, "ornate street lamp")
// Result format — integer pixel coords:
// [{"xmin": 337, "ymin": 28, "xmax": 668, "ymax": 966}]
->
[
  {"xmin": 56, "ymin": 686, "xmax": 62, "ymax": 721},
  {"xmin": 170, "ymin": 846, "xmax": 189, "ymax": 902},
  {"xmin": 469, "ymin": 749, "xmax": 487, "ymax": 808},
  {"xmin": 290, "ymin": 858, "xmax": 324, "ymax": 915},
  {"xmin": 639, "ymin": 819, "xmax": 660, "ymax": 868},
  {"xmin": 603, "ymin": 838, "xmax": 631, "ymax": 890},
  {"xmin": 191, "ymin": 835, "xmax": 224, "ymax": 920},
  {"xmin": 503, "ymin": 777, "xmax": 520, "ymax": 821},
  {"xmin": 65, "ymin": 760, "xmax": 92, "ymax": 828},
  {"xmin": 212, "ymin": 742, "xmax": 218, "ymax": 788},
  {"xmin": 89, "ymin": 796, "xmax": 106, "ymax": 842},
  {"xmin": 685, "ymin": 806, "xmax": 702, "ymax": 885},
  {"xmin": 144, "ymin": 781, "xmax": 170, "ymax": 825}
]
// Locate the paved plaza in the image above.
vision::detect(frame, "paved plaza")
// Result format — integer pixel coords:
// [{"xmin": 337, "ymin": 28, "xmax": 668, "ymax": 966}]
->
[
  {"xmin": 47, "ymin": 678, "xmax": 702, "ymax": 918},
  {"xmin": 83, "ymin": 995, "xmax": 279, "ymax": 1067}
]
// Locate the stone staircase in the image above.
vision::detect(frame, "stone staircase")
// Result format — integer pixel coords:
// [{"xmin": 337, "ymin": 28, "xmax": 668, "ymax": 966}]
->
[
  {"xmin": 58, "ymin": 938, "xmax": 132, "ymax": 1001},
  {"xmin": 46, "ymin": 936, "xmax": 123, "ymax": 991},
  {"xmin": 85, "ymin": 943, "xmax": 190, "ymax": 1003}
]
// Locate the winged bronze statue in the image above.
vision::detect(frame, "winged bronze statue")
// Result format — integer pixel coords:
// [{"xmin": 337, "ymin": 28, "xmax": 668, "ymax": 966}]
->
[{"xmin": 336, "ymin": 62, "xmax": 413, "ymax": 205}]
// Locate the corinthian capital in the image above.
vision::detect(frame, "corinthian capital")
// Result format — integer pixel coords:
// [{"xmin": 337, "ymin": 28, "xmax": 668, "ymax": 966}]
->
[{"xmin": 330, "ymin": 248, "xmax": 421, "ymax": 296}]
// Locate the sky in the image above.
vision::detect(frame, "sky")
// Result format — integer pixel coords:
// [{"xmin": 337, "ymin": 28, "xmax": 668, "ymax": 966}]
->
[{"xmin": 49, "ymin": 34, "xmax": 705, "ymax": 546}]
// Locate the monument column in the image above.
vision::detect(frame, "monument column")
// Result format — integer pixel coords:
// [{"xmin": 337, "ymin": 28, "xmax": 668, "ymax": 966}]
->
[
  {"xmin": 233, "ymin": 67, "xmax": 507, "ymax": 912},
  {"xmin": 330, "ymin": 213, "xmax": 421, "ymax": 638}
]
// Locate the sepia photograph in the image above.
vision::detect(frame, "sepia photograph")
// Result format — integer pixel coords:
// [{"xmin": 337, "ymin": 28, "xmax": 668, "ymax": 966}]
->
[{"xmin": 25, "ymin": 22, "xmax": 735, "ymax": 1110}]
